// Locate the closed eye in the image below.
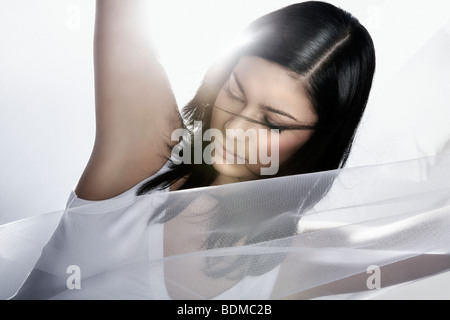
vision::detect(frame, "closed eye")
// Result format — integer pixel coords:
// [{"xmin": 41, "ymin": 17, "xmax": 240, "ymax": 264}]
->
[
  {"xmin": 224, "ymin": 86, "xmax": 245, "ymax": 104},
  {"xmin": 262, "ymin": 115, "xmax": 283, "ymax": 132},
  {"xmin": 215, "ymin": 104, "xmax": 317, "ymax": 133},
  {"xmin": 263, "ymin": 115, "xmax": 317, "ymax": 133}
]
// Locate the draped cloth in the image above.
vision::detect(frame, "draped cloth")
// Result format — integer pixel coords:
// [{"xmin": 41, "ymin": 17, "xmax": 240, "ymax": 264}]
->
[{"xmin": 1, "ymin": 152, "xmax": 450, "ymax": 300}]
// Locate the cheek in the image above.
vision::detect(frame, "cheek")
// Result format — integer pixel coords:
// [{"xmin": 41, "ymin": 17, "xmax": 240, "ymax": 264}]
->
[
  {"xmin": 210, "ymin": 96, "xmax": 227, "ymax": 129},
  {"xmin": 210, "ymin": 108, "xmax": 224, "ymax": 131},
  {"xmin": 244, "ymin": 131, "xmax": 311, "ymax": 174},
  {"xmin": 277, "ymin": 132, "xmax": 313, "ymax": 164},
  {"xmin": 210, "ymin": 109, "xmax": 219, "ymax": 128}
]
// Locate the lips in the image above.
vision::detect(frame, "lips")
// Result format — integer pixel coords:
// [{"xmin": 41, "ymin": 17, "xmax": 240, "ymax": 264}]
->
[{"xmin": 214, "ymin": 140, "xmax": 247, "ymax": 163}]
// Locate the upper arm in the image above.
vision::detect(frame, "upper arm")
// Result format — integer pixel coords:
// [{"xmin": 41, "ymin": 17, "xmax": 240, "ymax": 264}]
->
[{"xmin": 75, "ymin": 0, "xmax": 182, "ymax": 200}]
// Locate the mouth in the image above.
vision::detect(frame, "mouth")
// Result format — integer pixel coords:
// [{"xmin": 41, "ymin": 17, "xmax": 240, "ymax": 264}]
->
[{"xmin": 214, "ymin": 140, "xmax": 247, "ymax": 163}]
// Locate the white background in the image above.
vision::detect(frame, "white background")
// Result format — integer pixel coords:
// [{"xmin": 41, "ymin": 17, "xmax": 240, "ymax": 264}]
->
[{"xmin": 0, "ymin": 0, "xmax": 449, "ymax": 299}]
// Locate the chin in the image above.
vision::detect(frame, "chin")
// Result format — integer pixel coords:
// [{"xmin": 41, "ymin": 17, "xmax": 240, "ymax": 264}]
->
[{"xmin": 212, "ymin": 162, "xmax": 257, "ymax": 181}]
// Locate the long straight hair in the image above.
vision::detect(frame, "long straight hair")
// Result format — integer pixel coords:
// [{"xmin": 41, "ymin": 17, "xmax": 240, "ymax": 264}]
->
[
  {"xmin": 137, "ymin": 1, "xmax": 376, "ymax": 280},
  {"xmin": 137, "ymin": 1, "xmax": 376, "ymax": 196}
]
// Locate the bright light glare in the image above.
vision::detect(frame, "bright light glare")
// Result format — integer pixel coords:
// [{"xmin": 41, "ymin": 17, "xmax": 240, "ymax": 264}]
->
[{"xmin": 145, "ymin": 0, "xmax": 296, "ymax": 108}]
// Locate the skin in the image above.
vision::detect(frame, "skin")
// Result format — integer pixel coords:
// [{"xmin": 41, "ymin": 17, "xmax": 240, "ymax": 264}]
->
[
  {"xmin": 164, "ymin": 57, "xmax": 318, "ymax": 298},
  {"xmin": 210, "ymin": 56, "xmax": 317, "ymax": 185},
  {"xmin": 75, "ymin": 0, "xmax": 181, "ymax": 200},
  {"xmin": 165, "ymin": 57, "xmax": 318, "ymax": 298}
]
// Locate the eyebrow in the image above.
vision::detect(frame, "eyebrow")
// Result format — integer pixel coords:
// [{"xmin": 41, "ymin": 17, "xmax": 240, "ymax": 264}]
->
[
  {"xmin": 231, "ymin": 71, "xmax": 299, "ymax": 122},
  {"xmin": 259, "ymin": 105, "xmax": 298, "ymax": 121}
]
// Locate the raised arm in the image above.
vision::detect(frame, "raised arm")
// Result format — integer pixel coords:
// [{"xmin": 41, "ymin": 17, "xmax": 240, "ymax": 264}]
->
[{"xmin": 75, "ymin": 0, "xmax": 181, "ymax": 200}]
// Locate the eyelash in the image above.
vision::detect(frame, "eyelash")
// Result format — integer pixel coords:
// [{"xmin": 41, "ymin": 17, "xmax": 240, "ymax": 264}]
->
[
  {"xmin": 224, "ymin": 86, "xmax": 245, "ymax": 103},
  {"xmin": 263, "ymin": 115, "xmax": 284, "ymax": 133},
  {"xmin": 223, "ymin": 86, "xmax": 284, "ymax": 133}
]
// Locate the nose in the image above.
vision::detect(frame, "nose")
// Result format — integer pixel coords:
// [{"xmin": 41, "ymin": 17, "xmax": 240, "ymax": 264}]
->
[{"xmin": 223, "ymin": 104, "xmax": 259, "ymax": 132}]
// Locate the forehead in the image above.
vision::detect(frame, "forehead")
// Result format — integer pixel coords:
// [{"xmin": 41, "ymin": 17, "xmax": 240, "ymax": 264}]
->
[
  {"xmin": 234, "ymin": 56, "xmax": 299, "ymax": 82},
  {"xmin": 232, "ymin": 56, "xmax": 316, "ymax": 121}
]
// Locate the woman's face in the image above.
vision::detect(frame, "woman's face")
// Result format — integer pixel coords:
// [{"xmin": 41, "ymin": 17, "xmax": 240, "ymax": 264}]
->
[{"xmin": 210, "ymin": 56, "xmax": 317, "ymax": 182}]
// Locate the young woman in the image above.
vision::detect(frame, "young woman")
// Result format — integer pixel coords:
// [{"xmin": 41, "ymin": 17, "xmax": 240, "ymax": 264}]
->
[
  {"xmin": 10, "ymin": 1, "xmax": 450, "ymax": 300},
  {"xmin": 74, "ymin": 0, "xmax": 375, "ymax": 200}
]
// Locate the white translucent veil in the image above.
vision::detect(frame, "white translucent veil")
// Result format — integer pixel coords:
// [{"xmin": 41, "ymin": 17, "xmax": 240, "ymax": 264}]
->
[
  {"xmin": 2, "ymin": 151, "xmax": 450, "ymax": 300},
  {"xmin": 1, "ymin": 1, "xmax": 450, "ymax": 301}
]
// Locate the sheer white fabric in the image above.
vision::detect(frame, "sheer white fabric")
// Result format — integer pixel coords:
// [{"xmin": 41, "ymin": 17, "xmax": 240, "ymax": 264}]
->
[{"xmin": 1, "ymin": 151, "xmax": 450, "ymax": 300}]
